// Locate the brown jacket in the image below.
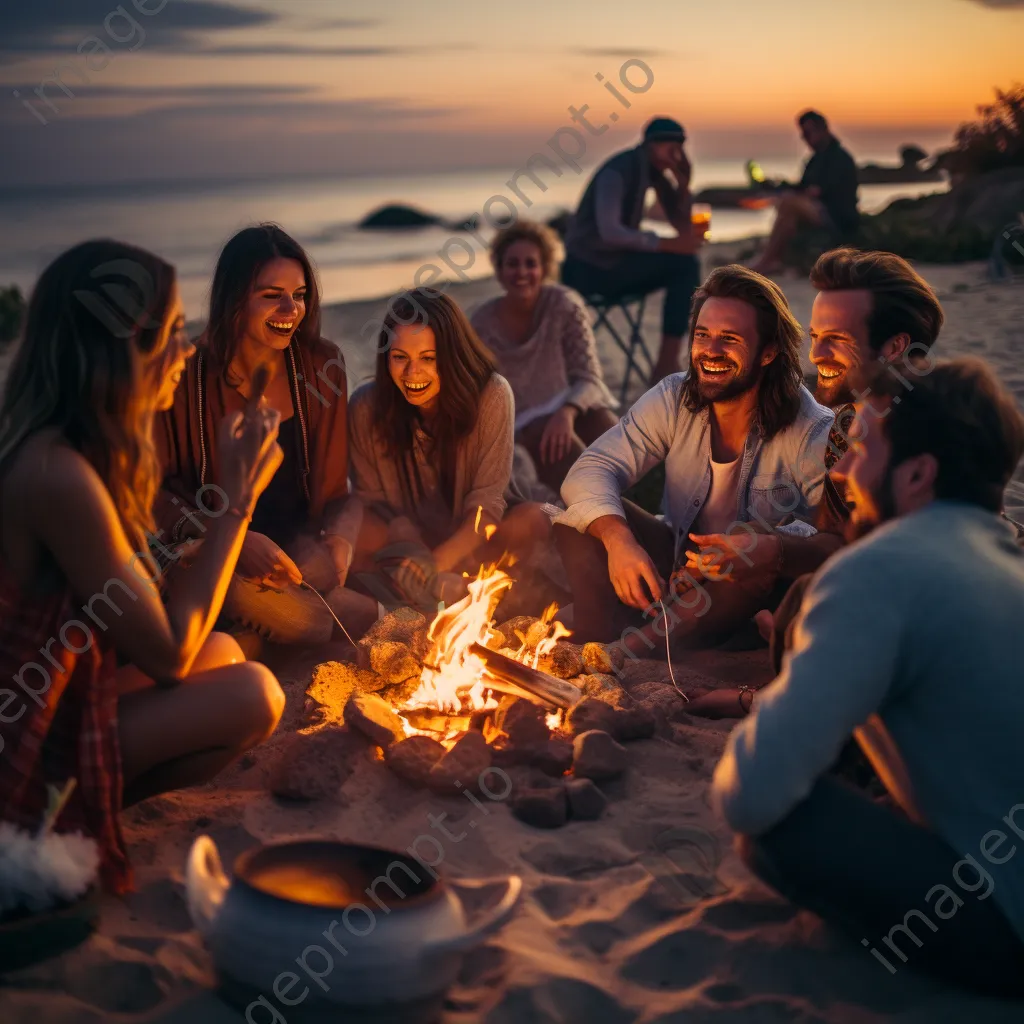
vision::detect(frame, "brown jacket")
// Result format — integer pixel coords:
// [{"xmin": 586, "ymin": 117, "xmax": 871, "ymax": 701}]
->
[{"xmin": 155, "ymin": 338, "xmax": 349, "ymax": 543}]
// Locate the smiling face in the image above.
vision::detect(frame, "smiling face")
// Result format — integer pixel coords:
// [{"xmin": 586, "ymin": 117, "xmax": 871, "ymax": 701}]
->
[
  {"xmin": 809, "ymin": 289, "xmax": 877, "ymax": 409},
  {"xmin": 151, "ymin": 285, "xmax": 194, "ymax": 411},
  {"xmin": 388, "ymin": 323, "xmax": 440, "ymax": 413},
  {"xmin": 497, "ymin": 239, "xmax": 544, "ymax": 304},
  {"xmin": 690, "ymin": 296, "xmax": 775, "ymax": 404},
  {"xmin": 241, "ymin": 257, "xmax": 307, "ymax": 353}
]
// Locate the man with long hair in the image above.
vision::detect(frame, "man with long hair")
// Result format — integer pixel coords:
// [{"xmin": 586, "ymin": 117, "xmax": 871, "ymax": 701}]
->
[
  {"xmin": 712, "ymin": 358, "xmax": 1024, "ymax": 997},
  {"xmin": 683, "ymin": 249, "xmax": 947, "ymax": 709},
  {"xmin": 554, "ymin": 265, "xmax": 833, "ymax": 649}
]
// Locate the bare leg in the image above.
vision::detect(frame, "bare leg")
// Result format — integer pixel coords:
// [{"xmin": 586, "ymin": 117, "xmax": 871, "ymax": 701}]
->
[
  {"xmin": 117, "ymin": 632, "xmax": 285, "ymax": 806},
  {"xmin": 751, "ymin": 193, "xmax": 824, "ymax": 274}
]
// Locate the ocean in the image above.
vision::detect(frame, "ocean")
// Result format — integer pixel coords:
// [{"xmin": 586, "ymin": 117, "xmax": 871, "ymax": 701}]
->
[{"xmin": 1, "ymin": 157, "xmax": 946, "ymax": 316}]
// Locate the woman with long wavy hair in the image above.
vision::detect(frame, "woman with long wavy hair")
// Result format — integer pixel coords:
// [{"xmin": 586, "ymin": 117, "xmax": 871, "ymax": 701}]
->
[
  {"xmin": 0, "ymin": 240, "xmax": 285, "ymax": 894},
  {"xmin": 348, "ymin": 288, "xmax": 551, "ymax": 609},
  {"xmin": 156, "ymin": 224, "xmax": 377, "ymax": 649}
]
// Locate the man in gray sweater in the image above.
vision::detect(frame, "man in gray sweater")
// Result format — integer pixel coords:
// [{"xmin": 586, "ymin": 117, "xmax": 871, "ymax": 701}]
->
[{"xmin": 712, "ymin": 356, "xmax": 1024, "ymax": 996}]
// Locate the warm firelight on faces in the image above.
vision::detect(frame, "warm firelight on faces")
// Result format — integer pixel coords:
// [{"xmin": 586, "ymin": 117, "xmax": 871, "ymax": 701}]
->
[
  {"xmin": 243, "ymin": 256, "xmax": 307, "ymax": 353},
  {"xmin": 809, "ymin": 289, "xmax": 875, "ymax": 409},
  {"xmin": 153, "ymin": 285, "xmax": 193, "ymax": 412},
  {"xmin": 690, "ymin": 296, "xmax": 774, "ymax": 403},
  {"xmin": 389, "ymin": 323, "xmax": 441, "ymax": 413},
  {"xmin": 497, "ymin": 240, "xmax": 544, "ymax": 304},
  {"xmin": 831, "ymin": 399, "xmax": 893, "ymax": 541}
]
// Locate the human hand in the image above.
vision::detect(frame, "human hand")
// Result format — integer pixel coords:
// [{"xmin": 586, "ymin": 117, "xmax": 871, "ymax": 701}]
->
[
  {"xmin": 236, "ymin": 531, "xmax": 303, "ymax": 588},
  {"xmin": 686, "ymin": 531, "xmax": 782, "ymax": 589},
  {"xmin": 539, "ymin": 406, "xmax": 577, "ymax": 465},
  {"xmin": 216, "ymin": 369, "xmax": 282, "ymax": 514},
  {"xmin": 605, "ymin": 532, "xmax": 665, "ymax": 609}
]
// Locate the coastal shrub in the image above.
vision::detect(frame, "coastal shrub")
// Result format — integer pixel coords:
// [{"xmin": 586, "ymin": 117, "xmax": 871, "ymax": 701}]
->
[
  {"xmin": 945, "ymin": 85, "xmax": 1024, "ymax": 179},
  {"xmin": 0, "ymin": 285, "xmax": 25, "ymax": 347}
]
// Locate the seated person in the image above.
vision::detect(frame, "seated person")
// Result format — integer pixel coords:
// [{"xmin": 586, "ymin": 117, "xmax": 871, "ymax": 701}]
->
[
  {"xmin": 156, "ymin": 225, "xmax": 378, "ymax": 648},
  {"xmin": 752, "ymin": 110, "xmax": 859, "ymax": 276},
  {"xmin": 348, "ymin": 289, "xmax": 551, "ymax": 611},
  {"xmin": 711, "ymin": 357, "xmax": 1024, "ymax": 998},
  {"xmin": 471, "ymin": 220, "xmax": 618, "ymax": 494},
  {"xmin": 553, "ymin": 265, "xmax": 834, "ymax": 651},
  {"xmin": 0, "ymin": 241, "xmax": 284, "ymax": 893},
  {"xmin": 561, "ymin": 116, "xmax": 704, "ymax": 383},
  {"xmin": 686, "ymin": 247, "xmax": 946, "ymax": 715}
]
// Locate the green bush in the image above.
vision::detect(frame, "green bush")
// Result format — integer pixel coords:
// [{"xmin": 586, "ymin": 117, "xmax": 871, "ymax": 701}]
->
[{"xmin": 945, "ymin": 85, "xmax": 1024, "ymax": 179}]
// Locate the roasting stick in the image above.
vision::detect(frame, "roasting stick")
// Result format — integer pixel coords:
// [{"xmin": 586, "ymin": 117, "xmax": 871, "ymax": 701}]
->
[{"xmin": 300, "ymin": 582, "xmax": 357, "ymax": 648}]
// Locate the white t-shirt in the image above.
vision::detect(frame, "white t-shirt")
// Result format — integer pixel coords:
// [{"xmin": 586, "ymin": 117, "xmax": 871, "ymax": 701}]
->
[{"xmin": 693, "ymin": 457, "xmax": 742, "ymax": 535}]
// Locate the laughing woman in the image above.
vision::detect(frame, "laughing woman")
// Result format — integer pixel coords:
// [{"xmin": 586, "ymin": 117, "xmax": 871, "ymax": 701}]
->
[
  {"xmin": 0, "ymin": 241, "xmax": 284, "ymax": 893},
  {"xmin": 348, "ymin": 289, "xmax": 551, "ymax": 608},
  {"xmin": 156, "ymin": 225, "xmax": 377, "ymax": 647}
]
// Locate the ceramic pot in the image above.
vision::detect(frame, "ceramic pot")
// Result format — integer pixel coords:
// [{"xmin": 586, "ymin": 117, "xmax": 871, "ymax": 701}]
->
[{"xmin": 186, "ymin": 835, "xmax": 521, "ymax": 1022}]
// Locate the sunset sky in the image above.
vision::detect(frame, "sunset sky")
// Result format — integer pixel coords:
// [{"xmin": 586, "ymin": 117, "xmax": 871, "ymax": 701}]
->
[{"xmin": 2, "ymin": 0, "xmax": 1022, "ymax": 188}]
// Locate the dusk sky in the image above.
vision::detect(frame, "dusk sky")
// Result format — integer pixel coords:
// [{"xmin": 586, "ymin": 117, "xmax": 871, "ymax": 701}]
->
[{"xmin": 2, "ymin": 0, "xmax": 1022, "ymax": 188}]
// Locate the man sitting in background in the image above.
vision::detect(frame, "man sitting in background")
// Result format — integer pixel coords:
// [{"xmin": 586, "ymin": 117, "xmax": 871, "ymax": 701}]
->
[
  {"xmin": 553, "ymin": 265, "xmax": 833, "ymax": 649},
  {"xmin": 712, "ymin": 357, "xmax": 1024, "ymax": 997},
  {"xmin": 562, "ymin": 116, "xmax": 703, "ymax": 384},
  {"xmin": 752, "ymin": 111, "xmax": 859, "ymax": 275}
]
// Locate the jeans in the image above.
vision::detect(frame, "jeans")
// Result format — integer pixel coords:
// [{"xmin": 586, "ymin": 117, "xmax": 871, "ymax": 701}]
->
[
  {"xmin": 739, "ymin": 775, "xmax": 1024, "ymax": 998},
  {"xmin": 562, "ymin": 251, "xmax": 700, "ymax": 337}
]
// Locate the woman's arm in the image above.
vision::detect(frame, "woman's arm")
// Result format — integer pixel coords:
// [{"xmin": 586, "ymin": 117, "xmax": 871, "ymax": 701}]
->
[{"xmin": 22, "ymin": 411, "xmax": 280, "ymax": 684}]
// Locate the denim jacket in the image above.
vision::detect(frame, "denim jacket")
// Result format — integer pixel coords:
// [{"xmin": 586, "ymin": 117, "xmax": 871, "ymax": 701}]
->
[{"xmin": 557, "ymin": 373, "xmax": 835, "ymax": 559}]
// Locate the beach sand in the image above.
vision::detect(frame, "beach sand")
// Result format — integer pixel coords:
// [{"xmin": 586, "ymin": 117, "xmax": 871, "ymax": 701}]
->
[{"xmin": 2, "ymin": 249, "xmax": 1023, "ymax": 1023}]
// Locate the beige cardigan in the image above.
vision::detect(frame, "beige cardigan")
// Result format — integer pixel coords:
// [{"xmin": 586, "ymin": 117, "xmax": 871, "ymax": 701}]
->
[{"xmin": 348, "ymin": 374, "xmax": 515, "ymax": 543}]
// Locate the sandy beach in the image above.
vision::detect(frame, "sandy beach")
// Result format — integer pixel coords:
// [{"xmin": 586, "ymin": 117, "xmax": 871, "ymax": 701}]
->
[{"xmin": 2, "ymin": 249, "xmax": 1023, "ymax": 1024}]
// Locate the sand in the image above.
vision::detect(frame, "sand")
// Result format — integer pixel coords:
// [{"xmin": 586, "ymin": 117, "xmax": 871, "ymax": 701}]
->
[{"xmin": 2, "ymin": 251, "xmax": 1023, "ymax": 1022}]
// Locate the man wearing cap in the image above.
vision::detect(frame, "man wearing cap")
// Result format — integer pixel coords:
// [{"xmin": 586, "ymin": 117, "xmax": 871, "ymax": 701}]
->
[{"xmin": 562, "ymin": 117, "xmax": 704, "ymax": 384}]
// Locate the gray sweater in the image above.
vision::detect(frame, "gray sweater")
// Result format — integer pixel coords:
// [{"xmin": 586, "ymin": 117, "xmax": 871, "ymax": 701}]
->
[{"xmin": 713, "ymin": 501, "xmax": 1024, "ymax": 942}]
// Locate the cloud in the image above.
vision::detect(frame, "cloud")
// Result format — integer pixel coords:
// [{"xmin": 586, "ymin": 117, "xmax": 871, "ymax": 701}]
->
[
  {"xmin": 960, "ymin": 0, "xmax": 1024, "ymax": 6},
  {"xmin": 193, "ymin": 44, "xmax": 412, "ymax": 57},
  {"xmin": 7, "ymin": 82, "xmax": 313, "ymax": 100},
  {"xmin": 1, "ymin": 0, "xmax": 274, "ymax": 55},
  {"xmin": 569, "ymin": 48, "xmax": 671, "ymax": 58}
]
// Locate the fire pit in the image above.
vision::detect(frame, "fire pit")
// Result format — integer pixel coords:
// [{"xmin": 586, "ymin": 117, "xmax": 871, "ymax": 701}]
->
[{"xmin": 293, "ymin": 563, "xmax": 665, "ymax": 828}]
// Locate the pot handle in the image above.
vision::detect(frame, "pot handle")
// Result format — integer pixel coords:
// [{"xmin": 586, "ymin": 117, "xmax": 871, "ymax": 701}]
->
[
  {"xmin": 186, "ymin": 834, "xmax": 230, "ymax": 939},
  {"xmin": 427, "ymin": 876, "xmax": 523, "ymax": 956}
]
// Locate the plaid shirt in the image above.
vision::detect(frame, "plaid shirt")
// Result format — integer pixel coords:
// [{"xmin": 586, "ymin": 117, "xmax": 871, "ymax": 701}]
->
[{"xmin": 0, "ymin": 566, "xmax": 131, "ymax": 894}]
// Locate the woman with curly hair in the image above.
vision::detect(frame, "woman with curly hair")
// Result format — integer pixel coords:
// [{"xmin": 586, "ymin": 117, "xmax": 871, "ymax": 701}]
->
[{"xmin": 471, "ymin": 220, "xmax": 618, "ymax": 493}]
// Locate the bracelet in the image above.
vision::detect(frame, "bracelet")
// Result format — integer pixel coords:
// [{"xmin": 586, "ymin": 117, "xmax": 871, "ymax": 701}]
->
[{"xmin": 738, "ymin": 685, "xmax": 755, "ymax": 714}]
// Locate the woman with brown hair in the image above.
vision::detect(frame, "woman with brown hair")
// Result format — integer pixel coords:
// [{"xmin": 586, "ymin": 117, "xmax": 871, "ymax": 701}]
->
[
  {"xmin": 0, "ymin": 240, "xmax": 284, "ymax": 893},
  {"xmin": 157, "ymin": 224, "xmax": 377, "ymax": 647},
  {"xmin": 348, "ymin": 288, "xmax": 551, "ymax": 609},
  {"xmin": 471, "ymin": 220, "xmax": 618, "ymax": 493}
]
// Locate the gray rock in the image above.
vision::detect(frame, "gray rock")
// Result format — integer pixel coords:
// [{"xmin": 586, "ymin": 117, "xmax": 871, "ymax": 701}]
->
[
  {"xmin": 511, "ymin": 785, "xmax": 568, "ymax": 829},
  {"xmin": 532, "ymin": 737, "xmax": 574, "ymax": 777},
  {"xmin": 343, "ymin": 693, "xmax": 406, "ymax": 749},
  {"xmin": 386, "ymin": 735, "xmax": 447, "ymax": 787},
  {"xmin": 567, "ymin": 698, "xmax": 620, "ymax": 738},
  {"xmin": 429, "ymin": 732, "xmax": 492, "ymax": 793},
  {"xmin": 503, "ymin": 699, "xmax": 551, "ymax": 749},
  {"xmin": 572, "ymin": 729, "xmax": 628, "ymax": 781},
  {"xmin": 566, "ymin": 778, "xmax": 608, "ymax": 821},
  {"xmin": 267, "ymin": 728, "xmax": 365, "ymax": 802}
]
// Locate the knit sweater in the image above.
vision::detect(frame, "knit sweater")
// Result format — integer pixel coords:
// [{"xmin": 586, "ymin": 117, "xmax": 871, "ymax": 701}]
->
[
  {"xmin": 471, "ymin": 285, "xmax": 617, "ymax": 430},
  {"xmin": 348, "ymin": 374, "xmax": 514, "ymax": 545},
  {"xmin": 712, "ymin": 501, "xmax": 1024, "ymax": 942}
]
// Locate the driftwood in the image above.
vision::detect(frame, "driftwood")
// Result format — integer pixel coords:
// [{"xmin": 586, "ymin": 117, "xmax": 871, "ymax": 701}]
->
[{"xmin": 470, "ymin": 644, "xmax": 583, "ymax": 709}]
